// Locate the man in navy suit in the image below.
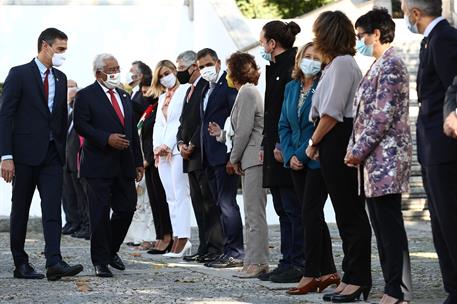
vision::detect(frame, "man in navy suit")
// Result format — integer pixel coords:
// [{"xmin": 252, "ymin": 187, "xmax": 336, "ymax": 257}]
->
[
  {"xmin": 0, "ymin": 28, "xmax": 83, "ymax": 281},
  {"xmin": 196, "ymin": 48, "xmax": 244, "ymax": 268},
  {"xmin": 403, "ymin": 1, "xmax": 457, "ymax": 302},
  {"xmin": 74, "ymin": 53, "xmax": 144, "ymax": 278}
]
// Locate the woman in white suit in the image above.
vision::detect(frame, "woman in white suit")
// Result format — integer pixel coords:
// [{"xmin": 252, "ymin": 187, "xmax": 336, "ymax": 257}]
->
[{"xmin": 150, "ymin": 60, "xmax": 192, "ymax": 257}]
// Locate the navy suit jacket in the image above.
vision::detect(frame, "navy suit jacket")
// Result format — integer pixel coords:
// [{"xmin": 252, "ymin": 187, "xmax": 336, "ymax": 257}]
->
[
  {"xmin": 200, "ymin": 71, "xmax": 237, "ymax": 167},
  {"xmin": 416, "ymin": 19, "xmax": 457, "ymax": 166},
  {"xmin": 73, "ymin": 81, "xmax": 142, "ymax": 179},
  {"xmin": 0, "ymin": 59, "xmax": 67, "ymax": 166}
]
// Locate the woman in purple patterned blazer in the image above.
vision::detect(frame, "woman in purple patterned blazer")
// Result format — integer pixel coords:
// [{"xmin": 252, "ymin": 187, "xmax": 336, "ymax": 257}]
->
[{"xmin": 345, "ymin": 8, "xmax": 413, "ymax": 304}]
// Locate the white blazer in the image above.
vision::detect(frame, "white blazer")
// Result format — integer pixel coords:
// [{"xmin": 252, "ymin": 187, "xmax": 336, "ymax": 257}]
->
[{"xmin": 153, "ymin": 83, "xmax": 190, "ymax": 155}]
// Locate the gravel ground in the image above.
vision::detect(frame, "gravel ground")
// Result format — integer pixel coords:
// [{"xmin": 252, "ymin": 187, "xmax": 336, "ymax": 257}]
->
[{"xmin": 0, "ymin": 222, "xmax": 447, "ymax": 304}]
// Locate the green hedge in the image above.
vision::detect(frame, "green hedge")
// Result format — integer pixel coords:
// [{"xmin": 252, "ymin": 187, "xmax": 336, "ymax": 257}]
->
[{"xmin": 236, "ymin": 0, "xmax": 333, "ymax": 19}]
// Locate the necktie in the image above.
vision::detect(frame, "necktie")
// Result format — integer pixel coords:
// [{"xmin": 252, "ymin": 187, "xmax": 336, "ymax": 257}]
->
[
  {"xmin": 108, "ymin": 89, "xmax": 125, "ymax": 127},
  {"xmin": 419, "ymin": 37, "xmax": 428, "ymax": 61},
  {"xmin": 43, "ymin": 69, "xmax": 50, "ymax": 100},
  {"xmin": 187, "ymin": 84, "xmax": 195, "ymax": 102}
]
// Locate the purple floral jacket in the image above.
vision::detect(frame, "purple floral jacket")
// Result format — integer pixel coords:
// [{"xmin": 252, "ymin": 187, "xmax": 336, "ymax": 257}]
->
[{"xmin": 347, "ymin": 47, "xmax": 412, "ymax": 198}]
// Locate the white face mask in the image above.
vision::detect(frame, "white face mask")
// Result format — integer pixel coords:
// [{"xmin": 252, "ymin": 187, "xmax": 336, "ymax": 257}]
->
[
  {"xmin": 160, "ymin": 73, "xmax": 177, "ymax": 89},
  {"xmin": 300, "ymin": 58, "xmax": 322, "ymax": 77},
  {"xmin": 200, "ymin": 66, "xmax": 218, "ymax": 83},
  {"xmin": 49, "ymin": 52, "xmax": 66, "ymax": 67},
  {"xmin": 103, "ymin": 72, "xmax": 121, "ymax": 89},
  {"xmin": 125, "ymin": 72, "xmax": 134, "ymax": 85},
  {"xmin": 404, "ymin": 14, "xmax": 419, "ymax": 34}
]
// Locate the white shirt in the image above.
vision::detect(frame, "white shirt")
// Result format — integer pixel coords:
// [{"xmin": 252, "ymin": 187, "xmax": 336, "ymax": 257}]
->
[
  {"xmin": 203, "ymin": 69, "xmax": 224, "ymax": 111},
  {"xmin": 97, "ymin": 81, "xmax": 124, "ymax": 115},
  {"xmin": 424, "ymin": 16, "xmax": 445, "ymax": 37},
  {"xmin": 131, "ymin": 84, "xmax": 140, "ymax": 96}
]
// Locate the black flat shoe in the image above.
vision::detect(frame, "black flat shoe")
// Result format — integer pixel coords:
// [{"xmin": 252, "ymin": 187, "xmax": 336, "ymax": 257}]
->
[
  {"xmin": 183, "ymin": 253, "xmax": 201, "ymax": 262},
  {"xmin": 331, "ymin": 285, "xmax": 371, "ymax": 303},
  {"xmin": 257, "ymin": 267, "xmax": 284, "ymax": 281},
  {"xmin": 46, "ymin": 261, "xmax": 83, "ymax": 281},
  {"xmin": 95, "ymin": 265, "xmax": 113, "ymax": 278},
  {"xmin": 197, "ymin": 252, "xmax": 221, "ymax": 263},
  {"xmin": 146, "ymin": 240, "xmax": 173, "ymax": 255},
  {"xmin": 62, "ymin": 223, "xmax": 79, "ymax": 235},
  {"xmin": 71, "ymin": 227, "xmax": 90, "ymax": 240},
  {"xmin": 270, "ymin": 266, "xmax": 303, "ymax": 283},
  {"xmin": 206, "ymin": 255, "xmax": 243, "ymax": 268},
  {"xmin": 109, "ymin": 254, "xmax": 125, "ymax": 271},
  {"xmin": 13, "ymin": 263, "xmax": 44, "ymax": 279}
]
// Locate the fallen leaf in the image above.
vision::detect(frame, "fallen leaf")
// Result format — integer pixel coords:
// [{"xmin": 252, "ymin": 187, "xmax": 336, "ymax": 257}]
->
[
  {"xmin": 130, "ymin": 252, "xmax": 142, "ymax": 257},
  {"xmin": 75, "ymin": 279, "xmax": 93, "ymax": 293}
]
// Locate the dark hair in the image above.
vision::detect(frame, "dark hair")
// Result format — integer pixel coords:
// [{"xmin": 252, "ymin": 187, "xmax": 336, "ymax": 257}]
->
[
  {"xmin": 313, "ymin": 11, "xmax": 356, "ymax": 61},
  {"xmin": 132, "ymin": 60, "xmax": 152, "ymax": 77},
  {"xmin": 197, "ymin": 48, "xmax": 219, "ymax": 61},
  {"xmin": 140, "ymin": 75, "xmax": 152, "ymax": 88},
  {"xmin": 226, "ymin": 52, "xmax": 260, "ymax": 86},
  {"xmin": 37, "ymin": 28, "xmax": 68, "ymax": 52},
  {"xmin": 262, "ymin": 21, "xmax": 301, "ymax": 49},
  {"xmin": 355, "ymin": 8, "xmax": 396, "ymax": 44}
]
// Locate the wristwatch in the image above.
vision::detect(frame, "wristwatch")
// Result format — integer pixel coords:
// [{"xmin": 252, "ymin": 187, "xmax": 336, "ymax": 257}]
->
[{"xmin": 308, "ymin": 138, "xmax": 319, "ymax": 147}]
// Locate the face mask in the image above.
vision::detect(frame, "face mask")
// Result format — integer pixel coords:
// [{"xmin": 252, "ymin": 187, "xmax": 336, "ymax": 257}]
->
[
  {"xmin": 126, "ymin": 72, "xmax": 137, "ymax": 85},
  {"xmin": 300, "ymin": 58, "xmax": 322, "ymax": 77},
  {"xmin": 177, "ymin": 68, "xmax": 191, "ymax": 84},
  {"xmin": 356, "ymin": 38, "xmax": 374, "ymax": 57},
  {"xmin": 226, "ymin": 74, "xmax": 235, "ymax": 89},
  {"xmin": 51, "ymin": 52, "xmax": 66, "ymax": 67},
  {"xmin": 103, "ymin": 72, "xmax": 121, "ymax": 89},
  {"xmin": 200, "ymin": 66, "xmax": 218, "ymax": 83},
  {"xmin": 160, "ymin": 73, "xmax": 177, "ymax": 89},
  {"xmin": 259, "ymin": 46, "xmax": 272, "ymax": 62},
  {"xmin": 404, "ymin": 14, "xmax": 419, "ymax": 34}
]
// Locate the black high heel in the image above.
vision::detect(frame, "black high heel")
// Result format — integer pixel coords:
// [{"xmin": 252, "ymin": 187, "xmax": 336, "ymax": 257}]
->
[
  {"xmin": 146, "ymin": 239, "xmax": 173, "ymax": 255},
  {"xmin": 331, "ymin": 285, "xmax": 371, "ymax": 303}
]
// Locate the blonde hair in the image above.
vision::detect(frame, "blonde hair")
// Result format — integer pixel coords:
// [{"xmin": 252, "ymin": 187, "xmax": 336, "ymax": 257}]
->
[
  {"xmin": 291, "ymin": 42, "xmax": 314, "ymax": 80},
  {"xmin": 146, "ymin": 60, "xmax": 178, "ymax": 98}
]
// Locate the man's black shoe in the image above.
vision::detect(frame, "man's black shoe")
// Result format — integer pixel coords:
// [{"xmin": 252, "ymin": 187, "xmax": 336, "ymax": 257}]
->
[
  {"xmin": 204, "ymin": 253, "xmax": 226, "ymax": 267},
  {"xmin": 109, "ymin": 254, "xmax": 125, "ymax": 271},
  {"xmin": 46, "ymin": 261, "xmax": 83, "ymax": 281},
  {"xmin": 257, "ymin": 266, "xmax": 285, "ymax": 281},
  {"xmin": 71, "ymin": 227, "xmax": 90, "ymax": 240},
  {"xmin": 13, "ymin": 263, "xmax": 44, "ymax": 279},
  {"xmin": 95, "ymin": 265, "xmax": 113, "ymax": 278},
  {"xmin": 183, "ymin": 253, "xmax": 201, "ymax": 262},
  {"xmin": 197, "ymin": 252, "xmax": 221, "ymax": 263},
  {"xmin": 206, "ymin": 256, "xmax": 243, "ymax": 268},
  {"xmin": 62, "ymin": 223, "xmax": 79, "ymax": 235},
  {"xmin": 270, "ymin": 266, "xmax": 303, "ymax": 283}
]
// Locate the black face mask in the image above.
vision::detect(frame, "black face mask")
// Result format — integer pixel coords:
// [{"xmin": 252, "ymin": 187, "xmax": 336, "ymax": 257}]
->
[{"xmin": 177, "ymin": 66, "xmax": 195, "ymax": 84}]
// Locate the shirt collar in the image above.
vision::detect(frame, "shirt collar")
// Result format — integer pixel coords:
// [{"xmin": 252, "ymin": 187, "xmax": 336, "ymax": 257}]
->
[
  {"xmin": 97, "ymin": 80, "xmax": 113, "ymax": 94},
  {"xmin": 34, "ymin": 57, "xmax": 50, "ymax": 75},
  {"xmin": 131, "ymin": 85, "xmax": 140, "ymax": 94},
  {"xmin": 424, "ymin": 16, "xmax": 445, "ymax": 37}
]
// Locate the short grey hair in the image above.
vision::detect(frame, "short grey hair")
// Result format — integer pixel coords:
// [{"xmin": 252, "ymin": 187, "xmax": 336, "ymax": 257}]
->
[
  {"xmin": 93, "ymin": 53, "xmax": 116, "ymax": 75},
  {"xmin": 406, "ymin": 0, "xmax": 442, "ymax": 17},
  {"xmin": 176, "ymin": 50, "xmax": 197, "ymax": 68}
]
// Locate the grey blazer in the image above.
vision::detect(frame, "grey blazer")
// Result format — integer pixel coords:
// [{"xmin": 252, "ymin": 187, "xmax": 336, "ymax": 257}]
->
[{"xmin": 229, "ymin": 83, "xmax": 264, "ymax": 170}]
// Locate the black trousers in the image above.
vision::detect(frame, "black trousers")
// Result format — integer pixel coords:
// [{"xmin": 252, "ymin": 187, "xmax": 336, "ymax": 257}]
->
[
  {"xmin": 70, "ymin": 172, "xmax": 89, "ymax": 229},
  {"xmin": 188, "ymin": 169, "xmax": 224, "ymax": 255},
  {"xmin": 291, "ymin": 168, "xmax": 336, "ymax": 277},
  {"xmin": 62, "ymin": 169, "xmax": 81, "ymax": 228},
  {"xmin": 206, "ymin": 165, "xmax": 244, "ymax": 258},
  {"xmin": 11, "ymin": 142, "xmax": 62, "ymax": 267},
  {"xmin": 144, "ymin": 165, "xmax": 172, "ymax": 239},
  {"xmin": 366, "ymin": 194, "xmax": 412, "ymax": 301},
  {"xmin": 319, "ymin": 119, "xmax": 372, "ymax": 286},
  {"xmin": 422, "ymin": 162, "xmax": 457, "ymax": 297},
  {"xmin": 84, "ymin": 176, "xmax": 137, "ymax": 266}
]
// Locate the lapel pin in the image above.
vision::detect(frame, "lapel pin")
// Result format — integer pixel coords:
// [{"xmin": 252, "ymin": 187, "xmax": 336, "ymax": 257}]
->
[
  {"xmin": 123, "ymin": 94, "xmax": 127, "ymax": 97},
  {"xmin": 276, "ymin": 76, "xmax": 280, "ymax": 80}
]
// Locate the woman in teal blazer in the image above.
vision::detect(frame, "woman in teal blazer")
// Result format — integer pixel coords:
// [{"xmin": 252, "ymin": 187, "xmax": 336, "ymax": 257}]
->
[{"xmin": 278, "ymin": 42, "xmax": 339, "ymax": 296}]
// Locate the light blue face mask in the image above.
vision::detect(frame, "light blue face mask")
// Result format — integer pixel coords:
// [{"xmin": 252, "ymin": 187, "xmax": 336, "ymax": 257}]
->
[
  {"xmin": 404, "ymin": 14, "xmax": 419, "ymax": 34},
  {"xmin": 356, "ymin": 38, "xmax": 374, "ymax": 57},
  {"xmin": 259, "ymin": 46, "xmax": 272, "ymax": 62},
  {"xmin": 300, "ymin": 58, "xmax": 321, "ymax": 77}
]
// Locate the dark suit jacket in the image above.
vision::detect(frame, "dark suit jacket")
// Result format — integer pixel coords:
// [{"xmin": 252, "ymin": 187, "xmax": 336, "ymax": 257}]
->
[
  {"xmin": 200, "ymin": 71, "xmax": 237, "ymax": 167},
  {"xmin": 73, "ymin": 81, "xmax": 142, "ymax": 179},
  {"xmin": 417, "ymin": 19, "xmax": 457, "ymax": 166},
  {"xmin": 444, "ymin": 75, "xmax": 457, "ymax": 118},
  {"xmin": 139, "ymin": 96, "xmax": 158, "ymax": 165},
  {"xmin": 65, "ymin": 107, "xmax": 81, "ymax": 173},
  {"xmin": 0, "ymin": 59, "xmax": 68, "ymax": 166},
  {"xmin": 131, "ymin": 90, "xmax": 148, "ymax": 124},
  {"xmin": 177, "ymin": 77, "xmax": 208, "ymax": 173}
]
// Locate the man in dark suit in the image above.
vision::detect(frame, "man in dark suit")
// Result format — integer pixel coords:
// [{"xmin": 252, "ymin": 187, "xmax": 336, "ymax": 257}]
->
[
  {"xmin": 444, "ymin": 76, "xmax": 457, "ymax": 139},
  {"xmin": 73, "ymin": 53, "xmax": 144, "ymax": 278},
  {"xmin": 403, "ymin": 1, "xmax": 457, "ymax": 302},
  {"xmin": 196, "ymin": 48, "xmax": 244, "ymax": 268},
  {"xmin": 128, "ymin": 61, "xmax": 152, "ymax": 124},
  {"xmin": 0, "ymin": 28, "xmax": 83, "ymax": 281},
  {"xmin": 176, "ymin": 50, "xmax": 224, "ymax": 263}
]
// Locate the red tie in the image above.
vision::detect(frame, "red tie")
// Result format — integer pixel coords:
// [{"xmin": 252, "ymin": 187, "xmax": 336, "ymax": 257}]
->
[
  {"xmin": 43, "ymin": 69, "xmax": 50, "ymax": 99},
  {"xmin": 108, "ymin": 89, "xmax": 125, "ymax": 127},
  {"xmin": 187, "ymin": 84, "xmax": 195, "ymax": 102}
]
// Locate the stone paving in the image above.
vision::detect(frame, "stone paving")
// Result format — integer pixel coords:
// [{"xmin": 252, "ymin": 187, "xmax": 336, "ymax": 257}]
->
[{"xmin": 0, "ymin": 222, "xmax": 447, "ymax": 304}]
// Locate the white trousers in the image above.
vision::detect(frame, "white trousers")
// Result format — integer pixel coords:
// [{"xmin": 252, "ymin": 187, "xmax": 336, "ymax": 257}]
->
[{"xmin": 158, "ymin": 154, "xmax": 191, "ymax": 238}]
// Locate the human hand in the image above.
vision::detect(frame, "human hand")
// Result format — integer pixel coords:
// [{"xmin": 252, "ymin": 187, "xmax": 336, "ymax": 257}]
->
[
  {"xmin": 233, "ymin": 162, "xmax": 244, "ymax": 176},
  {"xmin": 306, "ymin": 146, "xmax": 319, "ymax": 160},
  {"xmin": 0, "ymin": 159, "xmax": 15, "ymax": 183},
  {"xmin": 226, "ymin": 161, "xmax": 235, "ymax": 175},
  {"xmin": 344, "ymin": 152, "xmax": 361, "ymax": 167},
  {"xmin": 108, "ymin": 134, "xmax": 130, "ymax": 150},
  {"xmin": 444, "ymin": 112, "xmax": 457, "ymax": 139},
  {"xmin": 273, "ymin": 148, "xmax": 283, "ymax": 163},
  {"xmin": 290, "ymin": 155, "xmax": 304, "ymax": 171},
  {"xmin": 208, "ymin": 122, "xmax": 222, "ymax": 137},
  {"xmin": 259, "ymin": 150, "xmax": 264, "ymax": 163}
]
